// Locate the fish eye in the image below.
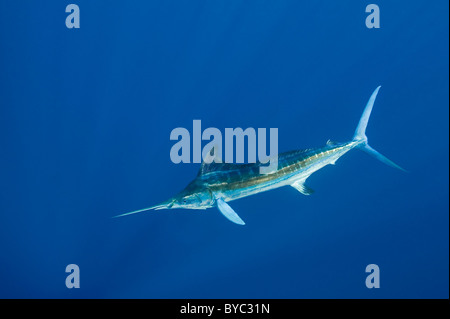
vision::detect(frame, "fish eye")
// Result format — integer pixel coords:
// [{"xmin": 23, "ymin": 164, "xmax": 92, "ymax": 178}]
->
[
  {"xmin": 182, "ymin": 196, "xmax": 192, "ymax": 204},
  {"xmin": 180, "ymin": 195, "xmax": 201, "ymax": 205},
  {"xmin": 179, "ymin": 194, "xmax": 202, "ymax": 205}
]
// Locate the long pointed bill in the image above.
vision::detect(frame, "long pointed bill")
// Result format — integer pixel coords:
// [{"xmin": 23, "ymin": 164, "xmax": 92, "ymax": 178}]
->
[{"xmin": 113, "ymin": 199, "xmax": 175, "ymax": 218}]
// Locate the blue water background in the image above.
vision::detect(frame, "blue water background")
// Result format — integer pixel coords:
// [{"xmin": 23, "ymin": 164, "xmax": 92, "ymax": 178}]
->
[{"xmin": 0, "ymin": 1, "xmax": 448, "ymax": 298}]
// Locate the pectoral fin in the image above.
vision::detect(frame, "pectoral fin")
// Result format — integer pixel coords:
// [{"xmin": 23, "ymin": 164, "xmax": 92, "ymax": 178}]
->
[
  {"xmin": 216, "ymin": 197, "xmax": 245, "ymax": 225},
  {"xmin": 291, "ymin": 180, "xmax": 315, "ymax": 195}
]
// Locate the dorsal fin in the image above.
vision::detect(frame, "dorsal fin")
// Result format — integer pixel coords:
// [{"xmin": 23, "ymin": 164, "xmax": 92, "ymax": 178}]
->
[{"xmin": 198, "ymin": 145, "xmax": 222, "ymax": 176}]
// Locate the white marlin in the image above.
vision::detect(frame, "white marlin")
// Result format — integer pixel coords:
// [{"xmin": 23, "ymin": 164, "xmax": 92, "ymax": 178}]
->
[{"xmin": 115, "ymin": 86, "xmax": 404, "ymax": 225}]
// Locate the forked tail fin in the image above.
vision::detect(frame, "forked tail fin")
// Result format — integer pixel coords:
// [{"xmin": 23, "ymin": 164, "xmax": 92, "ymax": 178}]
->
[{"xmin": 353, "ymin": 86, "xmax": 406, "ymax": 172}]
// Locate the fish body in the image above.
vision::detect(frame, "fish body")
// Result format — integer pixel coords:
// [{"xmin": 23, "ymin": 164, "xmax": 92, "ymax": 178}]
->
[
  {"xmin": 196, "ymin": 141, "xmax": 357, "ymax": 204},
  {"xmin": 115, "ymin": 86, "xmax": 404, "ymax": 225}
]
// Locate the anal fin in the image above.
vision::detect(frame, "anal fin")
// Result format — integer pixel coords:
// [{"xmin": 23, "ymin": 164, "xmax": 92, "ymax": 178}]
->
[{"xmin": 291, "ymin": 180, "xmax": 315, "ymax": 195}]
